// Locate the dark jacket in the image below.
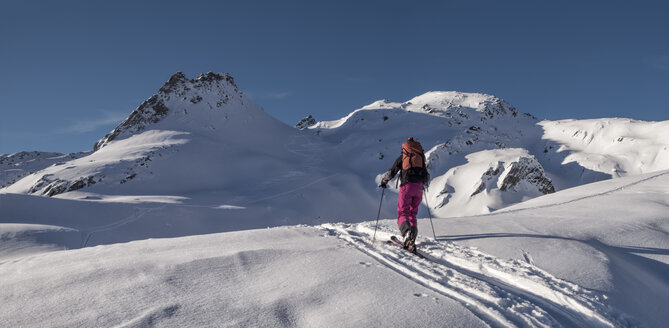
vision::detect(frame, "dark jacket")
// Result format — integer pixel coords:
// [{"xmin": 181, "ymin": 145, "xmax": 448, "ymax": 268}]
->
[{"xmin": 382, "ymin": 154, "xmax": 429, "ymax": 187}]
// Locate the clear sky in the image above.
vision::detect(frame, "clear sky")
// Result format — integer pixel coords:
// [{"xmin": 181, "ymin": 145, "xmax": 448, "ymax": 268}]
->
[{"xmin": 1, "ymin": 0, "xmax": 668, "ymax": 154}]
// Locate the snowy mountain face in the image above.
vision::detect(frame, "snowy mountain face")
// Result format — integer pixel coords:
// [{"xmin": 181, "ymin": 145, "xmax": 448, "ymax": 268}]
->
[
  {"xmin": 3, "ymin": 73, "xmax": 669, "ymax": 221},
  {"xmin": 308, "ymin": 92, "xmax": 558, "ymax": 217},
  {"xmin": 430, "ymin": 148, "xmax": 555, "ymax": 217},
  {"xmin": 4, "ymin": 72, "xmax": 298, "ymax": 197},
  {"xmin": 306, "ymin": 92, "xmax": 669, "ymax": 217},
  {"xmin": 0, "ymin": 151, "xmax": 89, "ymax": 188},
  {"xmin": 1, "ymin": 72, "xmax": 378, "ymax": 226},
  {"xmin": 538, "ymin": 118, "xmax": 669, "ymax": 178},
  {"xmin": 93, "ymin": 72, "xmax": 240, "ymax": 151}
]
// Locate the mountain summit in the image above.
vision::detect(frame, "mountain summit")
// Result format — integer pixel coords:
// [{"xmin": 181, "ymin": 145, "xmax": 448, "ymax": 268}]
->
[
  {"xmin": 2, "ymin": 72, "xmax": 315, "ymax": 200},
  {"xmin": 94, "ymin": 72, "xmax": 247, "ymax": 151}
]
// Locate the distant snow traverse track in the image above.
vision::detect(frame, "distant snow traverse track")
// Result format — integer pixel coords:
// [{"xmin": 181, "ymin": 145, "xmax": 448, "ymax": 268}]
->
[{"xmin": 320, "ymin": 223, "xmax": 628, "ymax": 328}]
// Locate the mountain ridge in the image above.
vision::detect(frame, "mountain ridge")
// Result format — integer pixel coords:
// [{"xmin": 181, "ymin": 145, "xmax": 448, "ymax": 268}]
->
[{"xmin": 2, "ymin": 72, "xmax": 669, "ymax": 220}]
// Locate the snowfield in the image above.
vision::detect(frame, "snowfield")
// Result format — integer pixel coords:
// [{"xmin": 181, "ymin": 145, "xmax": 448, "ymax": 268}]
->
[{"xmin": 1, "ymin": 169, "xmax": 668, "ymax": 327}]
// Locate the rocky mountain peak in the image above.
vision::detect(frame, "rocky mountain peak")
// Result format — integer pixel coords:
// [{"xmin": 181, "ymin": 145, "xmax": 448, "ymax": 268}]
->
[
  {"xmin": 157, "ymin": 71, "xmax": 188, "ymax": 94},
  {"xmin": 405, "ymin": 91, "xmax": 523, "ymax": 120},
  {"xmin": 157, "ymin": 71, "xmax": 238, "ymax": 96},
  {"xmin": 93, "ymin": 72, "xmax": 243, "ymax": 152}
]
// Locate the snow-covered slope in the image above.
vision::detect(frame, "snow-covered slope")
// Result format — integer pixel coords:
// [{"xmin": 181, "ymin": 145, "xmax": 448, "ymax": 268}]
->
[
  {"xmin": 538, "ymin": 118, "xmax": 669, "ymax": 178},
  {"xmin": 0, "ymin": 151, "xmax": 88, "ymax": 188},
  {"xmin": 427, "ymin": 148, "xmax": 554, "ymax": 217},
  {"xmin": 1, "ymin": 72, "xmax": 380, "ymax": 224},
  {"xmin": 4, "ymin": 72, "xmax": 302, "ymax": 196},
  {"xmin": 306, "ymin": 92, "xmax": 669, "ymax": 216},
  {"xmin": 308, "ymin": 92, "xmax": 557, "ymax": 217},
  {"xmin": 4, "ymin": 75, "xmax": 669, "ymax": 219},
  {"xmin": 2, "ymin": 170, "xmax": 668, "ymax": 327}
]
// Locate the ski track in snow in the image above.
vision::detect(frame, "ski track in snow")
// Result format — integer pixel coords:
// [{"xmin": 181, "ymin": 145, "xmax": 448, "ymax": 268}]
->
[
  {"xmin": 112, "ymin": 305, "xmax": 181, "ymax": 328},
  {"xmin": 320, "ymin": 223, "xmax": 629, "ymax": 328},
  {"xmin": 81, "ymin": 206, "xmax": 167, "ymax": 247},
  {"xmin": 494, "ymin": 170, "xmax": 669, "ymax": 216},
  {"xmin": 243, "ymin": 174, "xmax": 339, "ymax": 206},
  {"xmin": 285, "ymin": 134, "xmax": 325, "ymax": 167}
]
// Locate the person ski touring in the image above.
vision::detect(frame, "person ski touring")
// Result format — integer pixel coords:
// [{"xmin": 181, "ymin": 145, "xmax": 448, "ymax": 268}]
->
[{"xmin": 379, "ymin": 137, "xmax": 429, "ymax": 250}]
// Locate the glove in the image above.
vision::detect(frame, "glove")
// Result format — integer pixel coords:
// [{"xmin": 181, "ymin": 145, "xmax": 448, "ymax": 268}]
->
[{"xmin": 379, "ymin": 180, "xmax": 388, "ymax": 189}]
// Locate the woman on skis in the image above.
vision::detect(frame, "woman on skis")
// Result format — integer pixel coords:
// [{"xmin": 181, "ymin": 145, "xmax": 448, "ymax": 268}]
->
[{"xmin": 379, "ymin": 137, "xmax": 430, "ymax": 249}]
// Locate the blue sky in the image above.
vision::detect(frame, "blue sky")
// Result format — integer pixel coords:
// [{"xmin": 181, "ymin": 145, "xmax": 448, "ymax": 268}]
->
[{"xmin": 1, "ymin": 0, "xmax": 668, "ymax": 154}]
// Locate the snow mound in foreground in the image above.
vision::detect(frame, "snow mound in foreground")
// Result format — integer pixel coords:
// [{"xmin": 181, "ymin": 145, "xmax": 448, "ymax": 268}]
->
[{"xmin": 0, "ymin": 223, "xmax": 630, "ymax": 328}]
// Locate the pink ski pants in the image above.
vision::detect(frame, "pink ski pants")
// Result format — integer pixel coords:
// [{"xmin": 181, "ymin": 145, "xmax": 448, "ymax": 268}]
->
[{"xmin": 397, "ymin": 182, "xmax": 423, "ymax": 228}]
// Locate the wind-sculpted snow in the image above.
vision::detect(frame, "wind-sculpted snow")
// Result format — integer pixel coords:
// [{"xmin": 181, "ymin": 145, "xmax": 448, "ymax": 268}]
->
[
  {"xmin": 0, "ymin": 222, "xmax": 632, "ymax": 328},
  {"xmin": 321, "ymin": 223, "xmax": 630, "ymax": 328},
  {"xmin": 0, "ymin": 226, "xmax": 486, "ymax": 327}
]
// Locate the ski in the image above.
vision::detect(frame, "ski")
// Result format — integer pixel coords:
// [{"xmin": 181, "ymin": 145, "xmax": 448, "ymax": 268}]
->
[{"xmin": 387, "ymin": 235, "xmax": 426, "ymax": 259}]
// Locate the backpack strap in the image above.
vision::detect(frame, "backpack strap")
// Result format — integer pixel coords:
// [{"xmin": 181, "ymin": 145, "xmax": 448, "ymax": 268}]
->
[{"xmin": 402, "ymin": 148, "xmax": 415, "ymax": 168}]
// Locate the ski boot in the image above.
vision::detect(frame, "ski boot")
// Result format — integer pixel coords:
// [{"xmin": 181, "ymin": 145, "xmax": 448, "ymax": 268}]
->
[{"xmin": 403, "ymin": 228, "xmax": 417, "ymax": 251}]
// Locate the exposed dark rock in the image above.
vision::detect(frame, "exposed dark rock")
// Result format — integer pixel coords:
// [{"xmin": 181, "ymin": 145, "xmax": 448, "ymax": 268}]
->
[
  {"xmin": 479, "ymin": 98, "xmax": 519, "ymax": 119},
  {"xmin": 158, "ymin": 72, "xmax": 187, "ymax": 94},
  {"xmin": 29, "ymin": 177, "xmax": 47, "ymax": 193},
  {"xmin": 43, "ymin": 180, "xmax": 69, "ymax": 197},
  {"xmin": 94, "ymin": 94, "xmax": 170, "ymax": 151},
  {"xmin": 471, "ymin": 165, "xmax": 502, "ymax": 196},
  {"xmin": 500, "ymin": 158, "xmax": 555, "ymax": 194},
  {"xmin": 68, "ymin": 180, "xmax": 85, "ymax": 192},
  {"xmin": 120, "ymin": 173, "xmax": 137, "ymax": 184},
  {"xmin": 295, "ymin": 115, "xmax": 317, "ymax": 130},
  {"xmin": 422, "ymin": 104, "xmax": 434, "ymax": 113},
  {"xmin": 67, "ymin": 176, "xmax": 97, "ymax": 192},
  {"xmin": 470, "ymin": 157, "xmax": 555, "ymax": 197}
]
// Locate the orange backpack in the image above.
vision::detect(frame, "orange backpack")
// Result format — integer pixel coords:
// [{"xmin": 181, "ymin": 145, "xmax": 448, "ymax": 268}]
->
[{"xmin": 401, "ymin": 140, "xmax": 424, "ymax": 170}]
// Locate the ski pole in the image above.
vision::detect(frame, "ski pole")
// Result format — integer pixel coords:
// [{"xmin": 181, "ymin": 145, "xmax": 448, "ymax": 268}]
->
[
  {"xmin": 372, "ymin": 188, "xmax": 385, "ymax": 242},
  {"xmin": 423, "ymin": 189, "xmax": 437, "ymax": 240}
]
